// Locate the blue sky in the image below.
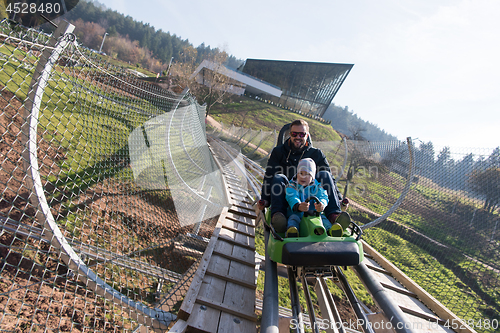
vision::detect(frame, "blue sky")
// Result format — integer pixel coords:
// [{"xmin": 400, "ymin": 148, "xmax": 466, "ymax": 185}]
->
[{"xmin": 88, "ymin": 0, "xmax": 499, "ymax": 151}]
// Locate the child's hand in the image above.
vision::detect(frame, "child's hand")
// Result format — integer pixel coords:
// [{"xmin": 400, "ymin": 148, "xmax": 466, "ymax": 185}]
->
[
  {"xmin": 314, "ymin": 202, "xmax": 325, "ymax": 212},
  {"xmin": 298, "ymin": 202, "xmax": 309, "ymax": 212}
]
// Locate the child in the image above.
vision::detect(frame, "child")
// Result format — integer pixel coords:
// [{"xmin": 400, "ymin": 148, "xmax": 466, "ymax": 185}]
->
[{"xmin": 285, "ymin": 158, "xmax": 347, "ymax": 237}]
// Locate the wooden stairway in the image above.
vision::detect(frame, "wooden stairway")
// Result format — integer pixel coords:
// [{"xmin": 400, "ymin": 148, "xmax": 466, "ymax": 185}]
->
[{"xmin": 168, "ymin": 158, "xmax": 259, "ymax": 333}]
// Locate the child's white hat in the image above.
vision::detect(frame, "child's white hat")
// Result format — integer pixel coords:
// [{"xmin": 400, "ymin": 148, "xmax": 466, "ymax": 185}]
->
[{"xmin": 297, "ymin": 158, "xmax": 316, "ymax": 179}]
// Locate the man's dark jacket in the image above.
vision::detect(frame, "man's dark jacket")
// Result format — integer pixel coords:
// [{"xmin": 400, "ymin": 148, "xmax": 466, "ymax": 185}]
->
[{"xmin": 261, "ymin": 138, "xmax": 331, "ymax": 204}]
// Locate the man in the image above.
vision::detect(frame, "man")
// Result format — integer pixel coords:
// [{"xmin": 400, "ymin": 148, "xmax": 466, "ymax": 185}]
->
[{"xmin": 257, "ymin": 119, "xmax": 348, "ymax": 233}]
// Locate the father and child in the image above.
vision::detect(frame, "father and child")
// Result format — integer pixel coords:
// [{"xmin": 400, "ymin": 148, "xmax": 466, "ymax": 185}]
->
[
  {"xmin": 285, "ymin": 157, "xmax": 349, "ymax": 237},
  {"xmin": 257, "ymin": 119, "xmax": 351, "ymax": 238}
]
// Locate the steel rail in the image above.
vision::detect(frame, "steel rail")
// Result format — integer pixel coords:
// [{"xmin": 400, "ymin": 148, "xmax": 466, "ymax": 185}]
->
[
  {"xmin": 334, "ymin": 266, "xmax": 376, "ymax": 333},
  {"xmin": 301, "ymin": 269, "xmax": 320, "ymax": 333},
  {"xmin": 0, "ymin": 217, "xmax": 183, "ymax": 282},
  {"xmin": 315, "ymin": 276, "xmax": 345, "ymax": 333},
  {"xmin": 72, "ymin": 42, "xmax": 180, "ymax": 102},
  {"xmin": 353, "ymin": 262, "xmax": 417, "ymax": 333},
  {"xmin": 208, "ymin": 136, "xmax": 261, "ymax": 198},
  {"xmin": 209, "ymin": 135, "xmax": 266, "ymax": 200},
  {"xmin": 288, "ymin": 267, "xmax": 305, "ymax": 333},
  {"xmin": 261, "ymin": 227, "xmax": 280, "ymax": 333},
  {"xmin": 178, "ymin": 103, "xmax": 211, "ymax": 175}
]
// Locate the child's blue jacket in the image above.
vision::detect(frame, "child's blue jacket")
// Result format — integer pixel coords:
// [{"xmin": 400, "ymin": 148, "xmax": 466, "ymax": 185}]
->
[{"xmin": 285, "ymin": 178, "xmax": 328, "ymax": 217}]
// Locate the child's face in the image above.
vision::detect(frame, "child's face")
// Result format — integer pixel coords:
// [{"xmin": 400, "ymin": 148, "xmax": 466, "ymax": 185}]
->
[{"xmin": 297, "ymin": 170, "xmax": 313, "ymax": 186}]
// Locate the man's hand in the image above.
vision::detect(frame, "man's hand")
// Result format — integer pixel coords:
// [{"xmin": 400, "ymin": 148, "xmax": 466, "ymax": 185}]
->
[
  {"xmin": 341, "ymin": 198, "xmax": 349, "ymax": 212},
  {"xmin": 314, "ymin": 202, "xmax": 325, "ymax": 212},
  {"xmin": 257, "ymin": 199, "xmax": 267, "ymax": 211}
]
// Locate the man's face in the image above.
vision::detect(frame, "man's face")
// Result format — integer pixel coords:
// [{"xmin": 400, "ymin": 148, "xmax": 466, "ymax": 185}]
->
[{"xmin": 290, "ymin": 124, "xmax": 308, "ymax": 150}]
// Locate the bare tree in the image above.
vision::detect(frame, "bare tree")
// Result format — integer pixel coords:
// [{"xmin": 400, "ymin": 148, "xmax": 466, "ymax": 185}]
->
[
  {"xmin": 468, "ymin": 167, "xmax": 500, "ymax": 213},
  {"xmin": 171, "ymin": 47, "xmax": 236, "ymax": 115},
  {"xmin": 343, "ymin": 125, "xmax": 369, "ymax": 197},
  {"xmin": 168, "ymin": 45, "xmax": 198, "ymax": 90},
  {"xmin": 348, "ymin": 124, "xmax": 367, "ymax": 141}
]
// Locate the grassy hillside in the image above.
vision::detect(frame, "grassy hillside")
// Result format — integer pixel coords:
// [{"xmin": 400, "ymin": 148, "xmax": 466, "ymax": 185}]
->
[
  {"xmin": 210, "ymin": 96, "xmax": 343, "ymax": 142},
  {"xmin": 210, "ymin": 96, "xmax": 500, "ymax": 330}
]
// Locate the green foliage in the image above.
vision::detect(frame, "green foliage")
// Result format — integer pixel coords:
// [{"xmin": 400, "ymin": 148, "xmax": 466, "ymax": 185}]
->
[
  {"xmin": 468, "ymin": 167, "xmax": 500, "ymax": 212},
  {"xmin": 62, "ymin": 0, "xmax": 242, "ymax": 68},
  {"xmin": 0, "ymin": 44, "xmax": 37, "ymax": 98},
  {"xmin": 323, "ymin": 104, "xmax": 398, "ymax": 142},
  {"xmin": 0, "ymin": 0, "xmax": 8, "ymax": 20}
]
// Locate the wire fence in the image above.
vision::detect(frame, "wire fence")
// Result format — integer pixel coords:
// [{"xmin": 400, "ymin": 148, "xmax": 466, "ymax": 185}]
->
[
  {"xmin": 0, "ymin": 20, "xmax": 228, "ymax": 332},
  {"xmin": 207, "ymin": 122, "xmax": 277, "ymax": 164},
  {"xmin": 1, "ymin": 18, "xmax": 499, "ymax": 333},
  {"xmin": 359, "ymin": 142, "xmax": 500, "ymax": 330},
  {"xmin": 211, "ymin": 122, "xmax": 500, "ymax": 331}
]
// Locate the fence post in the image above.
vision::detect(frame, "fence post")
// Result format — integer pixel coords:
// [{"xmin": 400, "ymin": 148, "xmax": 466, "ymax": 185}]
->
[
  {"xmin": 470, "ymin": 208, "xmax": 477, "ymax": 227},
  {"xmin": 491, "ymin": 219, "xmax": 499, "ymax": 242},
  {"xmin": 362, "ymin": 137, "xmax": 415, "ymax": 230},
  {"xmin": 339, "ymin": 137, "xmax": 348, "ymax": 179}
]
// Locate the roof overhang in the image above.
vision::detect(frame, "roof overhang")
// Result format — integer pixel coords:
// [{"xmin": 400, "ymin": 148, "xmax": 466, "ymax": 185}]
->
[{"xmin": 191, "ymin": 60, "xmax": 282, "ymax": 98}]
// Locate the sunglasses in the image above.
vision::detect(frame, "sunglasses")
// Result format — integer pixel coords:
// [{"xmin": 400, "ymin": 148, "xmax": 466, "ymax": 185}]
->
[{"xmin": 290, "ymin": 131, "xmax": 307, "ymax": 138}]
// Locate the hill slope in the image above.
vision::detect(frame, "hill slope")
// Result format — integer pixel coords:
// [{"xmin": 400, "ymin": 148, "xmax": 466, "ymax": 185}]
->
[
  {"xmin": 210, "ymin": 96, "xmax": 342, "ymax": 143},
  {"xmin": 323, "ymin": 104, "xmax": 398, "ymax": 142}
]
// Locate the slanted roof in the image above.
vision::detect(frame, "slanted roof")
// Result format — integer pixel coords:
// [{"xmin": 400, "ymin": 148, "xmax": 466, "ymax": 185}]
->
[
  {"xmin": 190, "ymin": 60, "xmax": 282, "ymax": 97},
  {"xmin": 241, "ymin": 59, "xmax": 353, "ymax": 117}
]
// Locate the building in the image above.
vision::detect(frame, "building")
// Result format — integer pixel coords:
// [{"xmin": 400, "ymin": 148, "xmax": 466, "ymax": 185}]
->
[
  {"xmin": 190, "ymin": 59, "xmax": 282, "ymax": 97},
  {"xmin": 240, "ymin": 59, "xmax": 353, "ymax": 118},
  {"xmin": 190, "ymin": 58, "xmax": 353, "ymax": 118}
]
